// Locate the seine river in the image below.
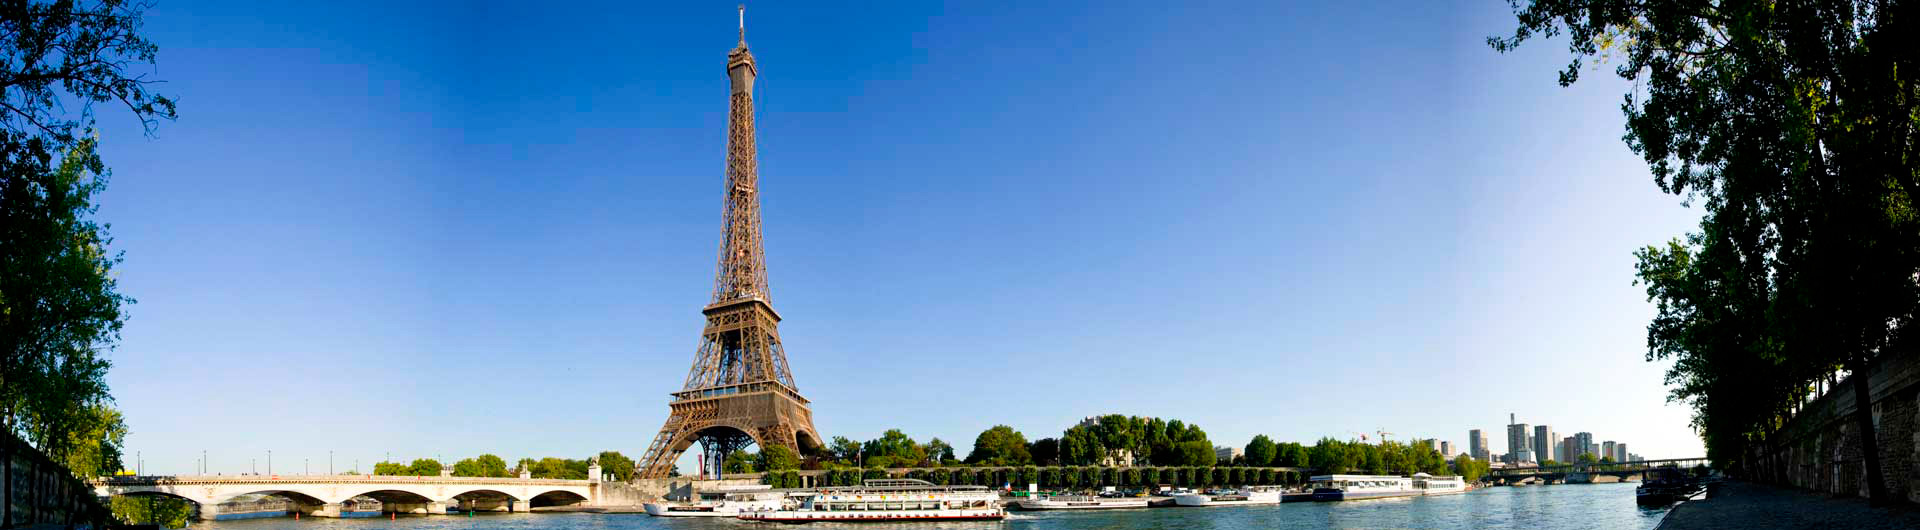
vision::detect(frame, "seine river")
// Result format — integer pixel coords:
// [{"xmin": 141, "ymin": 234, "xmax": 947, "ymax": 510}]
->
[{"xmin": 189, "ymin": 483, "xmax": 1670, "ymax": 529}]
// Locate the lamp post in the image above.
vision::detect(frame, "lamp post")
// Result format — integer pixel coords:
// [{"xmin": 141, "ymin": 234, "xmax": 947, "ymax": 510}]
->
[
  {"xmin": 268, "ymin": 450, "xmax": 273, "ymax": 475},
  {"xmin": 330, "ymin": 451, "xmax": 334, "ymax": 475}
]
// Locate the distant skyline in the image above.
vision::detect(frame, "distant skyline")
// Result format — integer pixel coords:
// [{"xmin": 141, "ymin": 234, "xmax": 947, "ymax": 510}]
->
[{"xmin": 96, "ymin": 0, "xmax": 1703, "ymax": 475}]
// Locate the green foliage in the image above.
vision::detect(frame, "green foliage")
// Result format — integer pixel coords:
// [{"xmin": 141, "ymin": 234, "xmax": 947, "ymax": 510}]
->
[
  {"xmin": 373, "ymin": 461, "xmax": 407, "ymax": 476},
  {"xmin": 1577, "ymin": 452, "xmax": 1597, "ymax": 465},
  {"xmin": 1029, "ymin": 438, "xmax": 1059, "ymax": 466},
  {"xmin": 863, "ymin": 429, "xmax": 927, "ymax": 467},
  {"xmin": 1244, "ymin": 435, "xmax": 1277, "ymax": 468},
  {"xmin": 758, "ymin": 445, "xmax": 800, "ymax": 471},
  {"xmin": 930, "ymin": 468, "xmax": 951, "ymax": 485},
  {"xmin": 1141, "ymin": 467, "xmax": 1160, "ymax": 486},
  {"xmin": 829, "ymin": 436, "xmax": 862, "ymax": 465},
  {"xmin": 925, "ymin": 437, "xmax": 956, "ymax": 465},
  {"xmin": 1175, "ymin": 440, "xmax": 1214, "ymax": 466},
  {"xmin": 62, "ymin": 404, "xmax": 125, "ymax": 477},
  {"xmin": 597, "ymin": 451, "xmax": 635, "ymax": 481},
  {"xmin": 111, "ymin": 495, "xmax": 191, "ymax": 528},
  {"xmin": 1497, "ymin": 0, "xmax": 1919, "ymax": 492},
  {"xmin": 1276, "ymin": 442, "xmax": 1309, "ymax": 468},
  {"xmin": 861, "ymin": 467, "xmax": 887, "ymax": 481},
  {"xmin": 407, "ymin": 458, "xmax": 442, "ymax": 477},
  {"xmin": 723, "ymin": 451, "xmax": 755, "ymax": 474},
  {"xmin": 965, "ymin": 425, "xmax": 1031, "ymax": 465},
  {"xmin": 1311, "ymin": 438, "xmax": 1354, "ymax": 474},
  {"xmin": 529, "ymin": 457, "xmax": 588, "ymax": 479},
  {"xmin": 0, "ymin": 0, "xmax": 177, "ymax": 463},
  {"xmin": 452, "ymin": 454, "xmax": 510, "ymax": 478},
  {"xmin": 1450, "ymin": 455, "xmax": 1489, "ymax": 482}
]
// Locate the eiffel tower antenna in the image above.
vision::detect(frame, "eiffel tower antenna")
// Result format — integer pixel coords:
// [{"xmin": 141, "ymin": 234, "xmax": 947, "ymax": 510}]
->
[{"xmin": 635, "ymin": 9, "xmax": 819, "ymax": 480}]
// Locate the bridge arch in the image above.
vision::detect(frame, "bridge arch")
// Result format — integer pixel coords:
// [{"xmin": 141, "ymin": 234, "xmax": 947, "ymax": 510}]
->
[
  {"xmin": 528, "ymin": 489, "xmax": 589, "ymax": 508},
  {"xmin": 447, "ymin": 488, "xmax": 523, "ymax": 502},
  {"xmin": 336, "ymin": 489, "xmax": 437, "ymax": 506},
  {"xmin": 212, "ymin": 489, "xmax": 327, "ymax": 507}
]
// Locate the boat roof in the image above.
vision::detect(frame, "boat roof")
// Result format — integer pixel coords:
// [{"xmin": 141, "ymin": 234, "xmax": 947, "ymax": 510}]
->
[
  {"xmin": 812, "ymin": 478, "xmax": 990, "ymax": 493},
  {"xmin": 1310, "ymin": 474, "xmax": 1408, "ymax": 480},
  {"xmin": 707, "ymin": 484, "xmax": 774, "ymax": 492}
]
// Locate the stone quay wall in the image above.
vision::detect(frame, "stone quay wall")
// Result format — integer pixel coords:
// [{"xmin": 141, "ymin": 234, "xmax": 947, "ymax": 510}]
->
[{"xmin": 1747, "ymin": 351, "xmax": 1920, "ymax": 504}]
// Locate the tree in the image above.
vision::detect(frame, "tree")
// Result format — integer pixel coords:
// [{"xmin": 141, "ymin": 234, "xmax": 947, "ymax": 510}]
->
[
  {"xmin": 723, "ymin": 451, "xmax": 755, "ymax": 474},
  {"xmin": 1311, "ymin": 438, "xmax": 1352, "ymax": 474},
  {"xmin": 373, "ymin": 461, "xmax": 407, "ymax": 476},
  {"xmin": 407, "ymin": 458, "xmax": 442, "ymax": 477},
  {"xmin": 452, "ymin": 458, "xmax": 484, "ymax": 477},
  {"xmin": 1495, "ymin": 0, "xmax": 1920, "ymax": 505},
  {"xmin": 759, "ymin": 445, "xmax": 800, "ymax": 471},
  {"xmin": 1451, "ymin": 455, "xmax": 1488, "ymax": 482},
  {"xmin": 1059, "ymin": 425, "xmax": 1100, "ymax": 465},
  {"xmin": 1577, "ymin": 452, "xmax": 1597, "ymax": 465},
  {"xmin": 1277, "ymin": 442, "xmax": 1310, "ymax": 468},
  {"xmin": 925, "ymin": 437, "xmax": 956, "ymax": 466},
  {"xmin": 1244, "ymin": 435, "xmax": 1277, "ymax": 468},
  {"xmin": 531, "ymin": 457, "xmax": 587, "ymax": 479},
  {"xmin": 829, "ymin": 436, "xmax": 862, "ymax": 465},
  {"xmin": 1175, "ymin": 440, "xmax": 1214, "ymax": 467},
  {"xmin": 965, "ymin": 425, "xmax": 1031, "ymax": 465},
  {"xmin": 597, "ymin": 451, "xmax": 635, "ymax": 481},
  {"xmin": 516, "ymin": 457, "xmax": 537, "ymax": 476},
  {"xmin": 1029, "ymin": 438, "xmax": 1059, "ymax": 466},
  {"xmin": 1, "ymin": 0, "xmax": 177, "ymax": 464},
  {"xmin": 62, "ymin": 403, "xmax": 125, "ymax": 477},
  {"xmin": 863, "ymin": 429, "xmax": 926, "ymax": 466}
]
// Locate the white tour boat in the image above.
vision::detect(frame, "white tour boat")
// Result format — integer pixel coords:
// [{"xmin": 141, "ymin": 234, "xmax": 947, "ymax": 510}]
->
[
  {"xmin": 1012, "ymin": 494, "xmax": 1150, "ymax": 510},
  {"xmin": 1309, "ymin": 475, "xmax": 1419, "ymax": 501},
  {"xmin": 1413, "ymin": 473, "xmax": 1469, "ymax": 495},
  {"xmin": 1172, "ymin": 487, "xmax": 1284, "ymax": 507},
  {"xmin": 737, "ymin": 479, "xmax": 1004, "ymax": 523},
  {"xmin": 643, "ymin": 484, "xmax": 784, "ymax": 517}
]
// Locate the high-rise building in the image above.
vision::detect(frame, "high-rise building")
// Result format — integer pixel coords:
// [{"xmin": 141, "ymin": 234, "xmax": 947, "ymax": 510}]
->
[
  {"xmin": 1441, "ymin": 441, "xmax": 1454, "ymax": 457},
  {"xmin": 1506, "ymin": 414, "xmax": 1533, "ymax": 464},
  {"xmin": 1602, "ymin": 441, "xmax": 1616, "ymax": 462},
  {"xmin": 1469, "ymin": 429, "xmax": 1489, "ymax": 460},
  {"xmin": 1560, "ymin": 437, "xmax": 1578, "ymax": 463},
  {"xmin": 1533, "ymin": 425, "xmax": 1556, "ymax": 463},
  {"xmin": 1573, "ymin": 432, "xmax": 1595, "ymax": 460},
  {"xmin": 1615, "ymin": 443, "xmax": 1629, "ymax": 462}
]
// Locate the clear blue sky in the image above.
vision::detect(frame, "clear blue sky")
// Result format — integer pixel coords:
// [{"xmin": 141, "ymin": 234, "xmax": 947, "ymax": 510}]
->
[{"xmin": 94, "ymin": 0, "xmax": 1704, "ymax": 475}]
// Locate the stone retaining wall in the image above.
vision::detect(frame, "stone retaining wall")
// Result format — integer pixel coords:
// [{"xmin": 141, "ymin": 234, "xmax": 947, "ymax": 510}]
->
[{"xmin": 1748, "ymin": 351, "xmax": 1920, "ymax": 504}]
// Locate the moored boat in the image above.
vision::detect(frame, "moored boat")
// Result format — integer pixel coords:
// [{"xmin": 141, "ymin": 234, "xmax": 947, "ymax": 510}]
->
[
  {"xmin": 1172, "ymin": 487, "xmax": 1283, "ymax": 507},
  {"xmin": 1309, "ymin": 475, "xmax": 1419, "ymax": 501},
  {"xmin": 1412, "ymin": 473, "xmax": 1468, "ymax": 495},
  {"xmin": 737, "ymin": 479, "xmax": 1003, "ymax": 522},
  {"xmin": 644, "ymin": 484, "xmax": 783, "ymax": 517},
  {"xmin": 1012, "ymin": 494, "xmax": 1150, "ymax": 510}
]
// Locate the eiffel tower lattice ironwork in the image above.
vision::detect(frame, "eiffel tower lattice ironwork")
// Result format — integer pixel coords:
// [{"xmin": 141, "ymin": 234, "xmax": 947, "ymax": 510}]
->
[{"xmin": 635, "ymin": 8, "xmax": 820, "ymax": 480}]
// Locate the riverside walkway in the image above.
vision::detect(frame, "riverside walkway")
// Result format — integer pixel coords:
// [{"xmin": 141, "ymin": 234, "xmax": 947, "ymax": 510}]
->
[{"xmin": 1657, "ymin": 480, "xmax": 1920, "ymax": 529}]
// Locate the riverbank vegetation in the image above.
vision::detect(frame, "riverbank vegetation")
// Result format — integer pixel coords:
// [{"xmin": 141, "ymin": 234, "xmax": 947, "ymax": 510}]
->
[{"xmin": 725, "ymin": 417, "xmax": 1495, "ymax": 484}]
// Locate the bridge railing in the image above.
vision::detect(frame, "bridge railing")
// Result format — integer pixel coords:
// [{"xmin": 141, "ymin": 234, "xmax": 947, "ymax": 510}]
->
[{"xmin": 93, "ymin": 474, "xmax": 592, "ymax": 487}]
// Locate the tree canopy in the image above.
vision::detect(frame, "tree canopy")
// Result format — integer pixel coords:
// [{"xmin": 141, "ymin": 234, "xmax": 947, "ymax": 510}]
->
[
  {"xmin": 965, "ymin": 425, "xmax": 1031, "ymax": 465},
  {"xmin": 1494, "ymin": 0, "xmax": 1919, "ymax": 503},
  {"xmin": 1, "ymin": 0, "xmax": 176, "ymax": 469}
]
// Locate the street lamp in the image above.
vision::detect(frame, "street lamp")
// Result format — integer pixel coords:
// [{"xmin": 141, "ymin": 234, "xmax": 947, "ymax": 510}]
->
[
  {"xmin": 330, "ymin": 450, "xmax": 334, "ymax": 475},
  {"xmin": 268, "ymin": 450, "xmax": 273, "ymax": 475}
]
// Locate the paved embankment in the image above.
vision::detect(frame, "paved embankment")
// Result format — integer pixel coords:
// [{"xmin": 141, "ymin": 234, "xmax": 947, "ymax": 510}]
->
[{"xmin": 1658, "ymin": 480, "xmax": 1920, "ymax": 529}]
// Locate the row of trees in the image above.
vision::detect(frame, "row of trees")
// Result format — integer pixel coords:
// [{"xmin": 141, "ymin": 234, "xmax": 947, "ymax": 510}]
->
[
  {"xmin": 369, "ymin": 451, "xmax": 636, "ymax": 481},
  {"xmin": 1493, "ymin": 0, "xmax": 1918, "ymax": 505},
  {"xmin": 795, "ymin": 420, "xmax": 1491, "ymax": 483}
]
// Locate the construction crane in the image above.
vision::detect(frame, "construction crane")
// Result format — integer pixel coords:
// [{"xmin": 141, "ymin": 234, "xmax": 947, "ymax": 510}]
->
[{"xmin": 1377, "ymin": 429, "xmax": 1395, "ymax": 444}]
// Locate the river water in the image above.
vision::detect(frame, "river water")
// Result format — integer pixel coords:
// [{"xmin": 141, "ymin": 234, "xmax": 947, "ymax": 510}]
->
[{"xmin": 188, "ymin": 483, "xmax": 1671, "ymax": 529}]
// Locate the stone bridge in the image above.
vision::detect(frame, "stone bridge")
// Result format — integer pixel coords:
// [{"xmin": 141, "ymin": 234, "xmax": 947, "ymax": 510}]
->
[
  {"xmin": 92, "ymin": 474, "xmax": 598, "ymax": 520},
  {"xmin": 1483, "ymin": 457, "xmax": 1709, "ymax": 486}
]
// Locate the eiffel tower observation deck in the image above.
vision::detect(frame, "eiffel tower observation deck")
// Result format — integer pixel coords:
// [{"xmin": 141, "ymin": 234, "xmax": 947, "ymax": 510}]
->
[{"xmin": 635, "ymin": 6, "xmax": 821, "ymax": 480}]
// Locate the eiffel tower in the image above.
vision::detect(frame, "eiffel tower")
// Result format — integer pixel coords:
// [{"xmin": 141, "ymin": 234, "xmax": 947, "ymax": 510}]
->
[{"xmin": 635, "ymin": 7, "xmax": 821, "ymax": 480}]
